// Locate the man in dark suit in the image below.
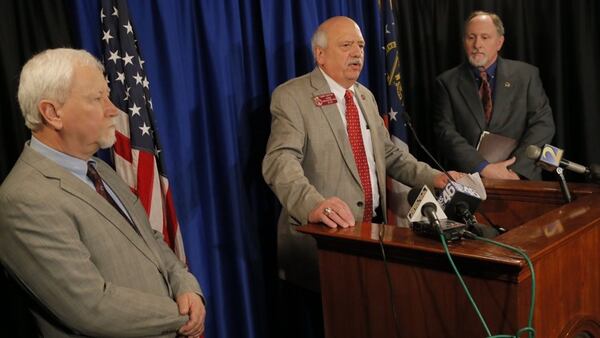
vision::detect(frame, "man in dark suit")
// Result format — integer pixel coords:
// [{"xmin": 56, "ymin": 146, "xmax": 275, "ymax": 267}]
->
[
  {"xmin": 433, "ymin": 11, "xmax": 555, "ymax": 180},
  {"xmin": 0, "ymin": 48, "xmax": 205, "ymax": 337}
]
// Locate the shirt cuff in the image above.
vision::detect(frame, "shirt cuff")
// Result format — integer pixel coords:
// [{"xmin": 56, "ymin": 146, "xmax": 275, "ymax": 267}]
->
[{"xmin": 475, "ymin": 160, "xmax": 490, "ymax": 173}]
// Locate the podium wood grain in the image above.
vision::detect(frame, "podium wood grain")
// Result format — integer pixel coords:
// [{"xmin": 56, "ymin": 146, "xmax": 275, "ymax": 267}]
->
[{"xmin": 298, "ymin": 180, "xmax": 600, "ymax": 338}]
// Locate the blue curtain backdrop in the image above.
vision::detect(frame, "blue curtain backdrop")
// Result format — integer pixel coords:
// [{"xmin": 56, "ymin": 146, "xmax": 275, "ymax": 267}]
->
[{"xmin": 69, "ymin": 1, "xmax": 386, "ymax": 337}]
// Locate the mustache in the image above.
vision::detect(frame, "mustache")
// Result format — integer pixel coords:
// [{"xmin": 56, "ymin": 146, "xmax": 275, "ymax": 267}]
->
[{"xmin": 347, "ymin": 58, "xmax": 363, "ymax": 66}]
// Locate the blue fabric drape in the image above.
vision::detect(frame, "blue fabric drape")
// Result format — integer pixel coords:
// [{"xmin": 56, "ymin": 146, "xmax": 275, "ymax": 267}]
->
[{"xmin": 70, "ymin": 1, "xmax": 385, "ymax": 337}]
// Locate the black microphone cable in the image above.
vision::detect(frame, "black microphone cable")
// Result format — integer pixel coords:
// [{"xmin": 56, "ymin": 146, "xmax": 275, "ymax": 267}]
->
[
  {"xmin": 378, "ymin": 223, "xmax": 402, "ymax": 338},
  {"xmin": 402, "ymin": 112, "xmax": 507, "ymax": 232},
  {"xmin": 402, "ymin": 112, "xmax": 455, "ymax": 184}
]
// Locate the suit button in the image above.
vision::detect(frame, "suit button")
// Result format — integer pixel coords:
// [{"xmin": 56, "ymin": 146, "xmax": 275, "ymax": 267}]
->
[{"xmin": 357, "ymin": 201, "xmax": 364, "ymax": 207}]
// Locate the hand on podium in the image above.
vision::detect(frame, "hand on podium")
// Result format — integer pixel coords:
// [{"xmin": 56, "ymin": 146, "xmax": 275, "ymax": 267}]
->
[
  {"xmin": 309, "ymin": 197, "xmax": 355, "ymax": 228},
  {"xmin": 481, "ymin": 157, "xmax": 520, "ymax": 180}
]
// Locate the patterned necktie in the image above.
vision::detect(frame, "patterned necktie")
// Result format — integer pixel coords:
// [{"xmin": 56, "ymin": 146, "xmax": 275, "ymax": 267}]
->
[
  {"xmin": 86, "ymin": 162, "xmax": 139, "ymax": 234},
  {"xmin": 479, "ymin": 70, "xmax": 493, "ymax": 124},
  {"xmin": 344, "ymin": 90, "xmax": 373, "ymax": 223}
]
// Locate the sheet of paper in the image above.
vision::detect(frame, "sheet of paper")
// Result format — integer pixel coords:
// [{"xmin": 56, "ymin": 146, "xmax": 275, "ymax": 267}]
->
[{"xmin": 457, "ymin": 172, "xmax": 486, "ymax": 200}]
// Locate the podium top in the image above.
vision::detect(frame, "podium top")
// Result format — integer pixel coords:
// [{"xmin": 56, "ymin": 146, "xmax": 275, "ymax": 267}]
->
[{"xmin": 298, "ymin": 180, "xmax": 600, "ymax": 282}]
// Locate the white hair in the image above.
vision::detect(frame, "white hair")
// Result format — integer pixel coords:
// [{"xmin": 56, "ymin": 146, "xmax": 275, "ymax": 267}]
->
[
  {"xmin": 311, "ymin": 28, "xmax": 328, "ymax": 61},
  {"xmin": 17, "ymin": 48, "xmax": 104, "ymax": 131}
]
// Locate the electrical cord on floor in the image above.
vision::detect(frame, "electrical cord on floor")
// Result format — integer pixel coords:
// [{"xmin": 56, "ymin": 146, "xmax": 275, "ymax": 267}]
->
[
  {"xmin": 378, "ymin": 224, "xmax": 402, "ymax": 338},
  {"xmin": 440, "ymin": 230, "xmax": 537, "ymax": 338}
]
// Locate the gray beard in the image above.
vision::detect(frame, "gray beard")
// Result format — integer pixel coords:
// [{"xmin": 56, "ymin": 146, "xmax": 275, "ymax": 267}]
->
[
  {"xmin": 468, "ymin": 55, "xmax": 488, "ymax": 68},
  {"xmin": 99, "ymin": 129, "xmax": 117, "ymax": 149}
]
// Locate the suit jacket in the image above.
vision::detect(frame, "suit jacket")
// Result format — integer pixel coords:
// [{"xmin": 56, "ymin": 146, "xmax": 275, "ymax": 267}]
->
[
  {"xmin": 433, "ymin": 57, "xmax": 555, "ymax": 180},
  {"xmin": 262, "ymin": 67, "xmax": 439, "ymax": 291},
  {"xmin": 0, "ymin": 144, "xmax": 202, "ymax": 337}
]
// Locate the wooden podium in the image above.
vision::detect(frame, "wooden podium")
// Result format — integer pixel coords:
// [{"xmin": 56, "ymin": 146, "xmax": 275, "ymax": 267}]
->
[{"xmin": 298, "ymin": 180, "xmax": 600, "ymax": 338}]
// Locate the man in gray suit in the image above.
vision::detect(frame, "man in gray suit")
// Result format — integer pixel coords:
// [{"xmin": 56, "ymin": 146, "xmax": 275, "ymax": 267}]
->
[
  {"xmin": 262, "ymin": 16, "xmax": 457, "ymax": 337},
  {"xmin": 0, "ymin": 48, "xmax": 205, "ymax": 337},
  {"xmin": 433, "ymin": 11, "xmax": 555, "ymax": 180}
]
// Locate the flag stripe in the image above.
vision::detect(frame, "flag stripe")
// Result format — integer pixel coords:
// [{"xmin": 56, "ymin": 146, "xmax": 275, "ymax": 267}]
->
[
  {"xmin": 114, "ymin": 132, "xmax": 133, "ymax": 162},
  {"xmin": 136, "ymin": 151, "xmax": 155, "ymax": 214},
  {"xmin": 100, "ymin": 0, "xmax": 186, "ymax": 262}
]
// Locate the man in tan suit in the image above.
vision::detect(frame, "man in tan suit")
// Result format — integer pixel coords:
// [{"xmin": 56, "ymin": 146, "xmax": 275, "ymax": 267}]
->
[
  {"xmin": 262, "ymin": 16, "xmax": 457, "ymax": 338},
  {"xmin": 0, "ymin": 48, "xmax": 205, "ymax": 337}
]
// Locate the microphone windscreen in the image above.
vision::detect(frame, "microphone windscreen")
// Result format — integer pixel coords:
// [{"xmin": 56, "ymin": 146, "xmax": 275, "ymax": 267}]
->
[
  {"xmin": 421, "ymin": 202, "xmax": 437, "ymax": 213},
  {"xmin": 407, "ymin": 185, "xmax": 448, "ymax": 223},
  {"xmin": 525, "ymin": 144, "xmax": 541, "ymax": 160},
  {"xmin": 407, "ymin": 186, "xmax": 424, "ymax": 206},
  {"xmin": 437, "ymin": 182, "xmax": 482, "ymax": 222},
  {"xmin": 531, "ymin": 144, "xmax": 564, "ymax": 170}
]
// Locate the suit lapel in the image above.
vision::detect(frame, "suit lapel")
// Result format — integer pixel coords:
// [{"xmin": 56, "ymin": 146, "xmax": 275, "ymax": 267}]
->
[
  {"xmin": 309, "ymin": 68, "xmax": 362, "ymax": 186},
  {"xmin": 96, "ymin": 162, "xmax": 165, "ymax": 266},
  {"xmin": 22, "ymin": 147, "xmax": 161, "ymax": 268},
  {"xmin": 490, "ymin": 57, "xmax": 514, "ymax": 128},
  {"xmin": 62, "ymin": 177, "xmax": 161, "ymax": 268},
  {"xmin": 457, "ymin": 64, "xmax": 486, "ymax": 131}
]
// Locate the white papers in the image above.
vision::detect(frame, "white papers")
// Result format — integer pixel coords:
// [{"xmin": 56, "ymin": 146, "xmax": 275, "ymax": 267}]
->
[{"xmin": 456, "ymin": 172, "xmax": 486, "ymax": 200}]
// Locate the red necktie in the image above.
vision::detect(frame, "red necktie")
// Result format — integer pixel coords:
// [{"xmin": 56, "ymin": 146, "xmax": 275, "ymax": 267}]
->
[
  {"xmin": 479, "ymin": 70, "xmax": 493, "ymax": 124},
  {"xmin": 344, "ymin": 90, "xmax": 373, "ymax": 223},
  {"xmin": 87, "ymin": 162, "xmax": 139, "ymax": 234}
]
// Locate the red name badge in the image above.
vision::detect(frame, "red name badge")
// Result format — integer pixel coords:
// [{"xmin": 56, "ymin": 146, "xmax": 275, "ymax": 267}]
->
[{"xmin": 313, "ymin": 93, "xmax": 337, "ymax": 107}]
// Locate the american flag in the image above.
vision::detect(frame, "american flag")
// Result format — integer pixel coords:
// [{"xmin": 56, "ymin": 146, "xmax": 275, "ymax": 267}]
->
[
  {"xmin": 380, "ymin": 0, "xmax": 411, "ymax": 225},
  {"xmin": 100, "ymin": 0, "xmax": 186, "ymax": 262}
]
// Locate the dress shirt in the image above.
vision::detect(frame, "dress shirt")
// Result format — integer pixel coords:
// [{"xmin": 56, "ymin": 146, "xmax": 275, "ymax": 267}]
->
[
  {"xmin": 319, "ymin": 68, "xmax": 380, "ymax": 214},
  {"xmin": 472, "ymin": 60, "xmax": 498, "ymax": 97},
  {"xmin": 30, "ymin": 136, "xmax": 132, "ymax": 221},
  {"xmin": 471, "ymin": 60, "xmax": 498, "ymax": 173}
]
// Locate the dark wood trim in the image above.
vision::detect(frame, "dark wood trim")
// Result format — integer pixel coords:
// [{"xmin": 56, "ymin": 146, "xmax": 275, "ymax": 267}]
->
[{"xmin": 299, "ymin": 180, "xmax": 600, "ymax": 338}]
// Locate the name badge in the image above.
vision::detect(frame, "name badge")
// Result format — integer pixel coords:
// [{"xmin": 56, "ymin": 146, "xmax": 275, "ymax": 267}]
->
[{"xmin": 313, "ymin": 93, "xmax": 337, "ymax": 107}]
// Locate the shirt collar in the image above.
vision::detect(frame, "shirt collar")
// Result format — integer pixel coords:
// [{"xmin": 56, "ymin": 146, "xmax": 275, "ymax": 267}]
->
[
  {"xmin": 30, "ymin": 136, "xmax": 91, "ymax": 177},
  {"xmin": 319, "ymin": 67, "xmax": 355, "ymax": 98},
  {"xmin": 471, "ymin": 59, "xmax": 498, "ymax": 79}
]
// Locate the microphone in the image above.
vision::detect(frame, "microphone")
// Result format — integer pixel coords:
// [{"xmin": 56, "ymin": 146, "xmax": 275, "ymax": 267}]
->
[
  {"xmin": 407, "ymin": 185, "xmax": 447, "ymax": 224},
  {"xmin": 437, "ymin": 182, "xmax": 481, "ymax": 222},
  {"xmin": 421, "ymin": 202, "xmax": 442, "ymax": 230},
  {"xmin": 526, "ymin": 144, "xmax": 589, "ymax": 174},
  {"xmin": 403, "ymin": 112, "xmax": 505, "ymax": 236},
  {"xmin": 404, "ymin": 112, "xmax": 486, "ymax": 218},
  {"xmin": 437, "ymin": 182, "xmax": 501, "ymax": 237},
  {"xmin": 407, "ymin": 186, "xmax": 466, "ymax": 241}
]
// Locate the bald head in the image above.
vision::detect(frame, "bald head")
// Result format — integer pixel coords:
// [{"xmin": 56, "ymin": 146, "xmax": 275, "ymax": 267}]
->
[
  {"xmin": 311, "ymin": 17, "xmax": 361, "ymax": 57},
  {"xmin": 311, "ymin": 16, "xmax": 365, "ymax": 88}
]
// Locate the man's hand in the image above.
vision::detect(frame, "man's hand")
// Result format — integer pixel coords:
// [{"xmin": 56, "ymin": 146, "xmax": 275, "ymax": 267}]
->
[
  {"xmin": 481, "ymin": 157, "xmax": 520, "ymax": 180},
  {"xmin": 177, "ymin": 292, "xmax": 206, "ymax": 337},
  {"xmin": 308, "ymin": 197, "xmax": 355, "ymax": 228},
  {"xmin": 432, "ymin": 170, "xmax": 465, "ymax": 188}
]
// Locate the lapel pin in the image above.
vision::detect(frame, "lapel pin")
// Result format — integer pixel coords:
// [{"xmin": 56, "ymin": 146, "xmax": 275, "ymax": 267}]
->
[
  {"xmin": 313, "ymin": 93, "xmax": 337, "ymax": 107},
  {"xmin": 504, "ymin": 82, "xmax": 511, "ymax": 88},
  {"xmin": 313, "ymin": 97, "xmax": 322, "ymax": 107}
]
